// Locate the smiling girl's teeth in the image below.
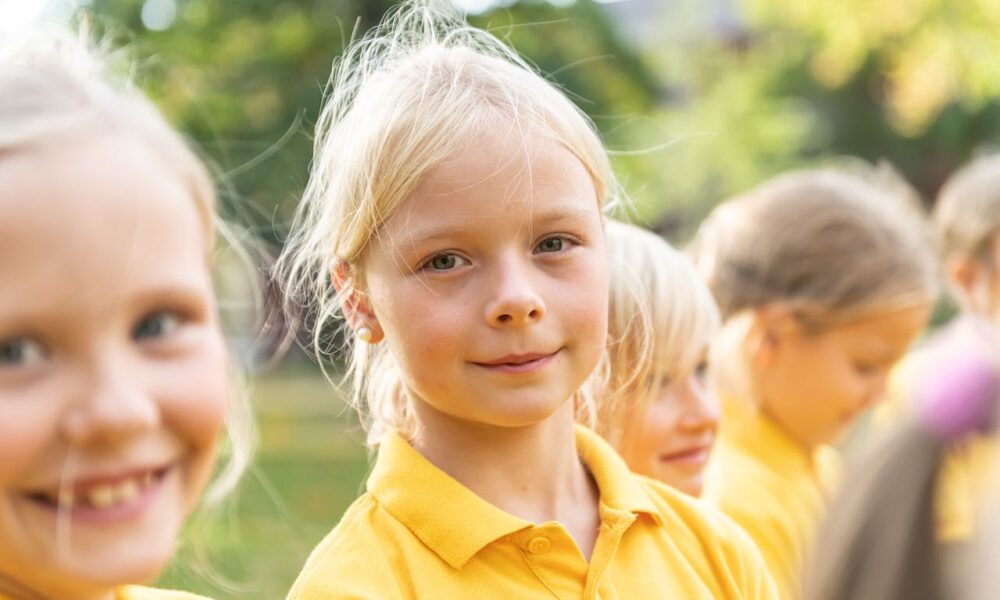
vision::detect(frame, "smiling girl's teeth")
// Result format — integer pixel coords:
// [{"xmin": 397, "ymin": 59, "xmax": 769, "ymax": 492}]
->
[
  {"xmin": 85, "ymin": 477, "xmax": 145, "ymax": 508},
  {"xmin": 116, "ymin": 479, "xmax": 139, "ymax": 503},
  {"xmin": 46, "ymin": 471, "xmax": 161, "ymax": 510},
  {"xmin": 88, "ymin": 485, "xmax": 116, "ymax": 509}
]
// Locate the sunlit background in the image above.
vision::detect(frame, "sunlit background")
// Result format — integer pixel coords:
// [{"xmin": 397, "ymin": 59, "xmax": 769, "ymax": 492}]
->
[{"xmin": 4, "ymin": 0, "xmax": 1000, "ymax": 597}]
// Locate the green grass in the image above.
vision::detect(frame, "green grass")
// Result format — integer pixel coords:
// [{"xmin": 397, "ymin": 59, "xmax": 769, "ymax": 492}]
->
[{"xmin": 155, "ymin": 364, "xmax": 372, "ymax": 599}]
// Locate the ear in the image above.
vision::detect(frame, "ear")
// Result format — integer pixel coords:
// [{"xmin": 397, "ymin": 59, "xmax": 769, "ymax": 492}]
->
[
  {"xmin": 946, "ymin": 254, "xmax": 983, "ymax": 310},
  {"xmin": 331, "ymin": 261, "xmax": 384, "ymax": 344},
  {"xmin": 748, "ymin": 306, "xmax": 798, "ymax": 369}
]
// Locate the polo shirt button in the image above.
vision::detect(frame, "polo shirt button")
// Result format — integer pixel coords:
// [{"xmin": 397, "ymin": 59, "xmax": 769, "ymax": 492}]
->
[{"xmin": 527, "ymin": 536, "xmax": 550, "ymax": 554}]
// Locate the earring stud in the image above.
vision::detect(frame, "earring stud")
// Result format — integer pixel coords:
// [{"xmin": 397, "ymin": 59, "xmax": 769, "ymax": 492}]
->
[{"xmin": 357, "ymin": 326, "xmax": 374, "ymax": 343}]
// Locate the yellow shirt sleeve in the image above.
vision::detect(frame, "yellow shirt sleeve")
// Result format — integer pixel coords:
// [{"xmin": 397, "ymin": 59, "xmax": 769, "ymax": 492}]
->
[
  {"xmin": 712, "ymin": 501, "xmax": 801, "ymax": 599},
  {"xmin": 286, "ymin": 495, "xmax": 406, "ymax": 600},
  {"xmin": 705, "ymin": 397, "xmax": 835, "ymax": 600},
  {"xmin": 654, "ymin": 485, "xmax": 780, "ymax": 600}
]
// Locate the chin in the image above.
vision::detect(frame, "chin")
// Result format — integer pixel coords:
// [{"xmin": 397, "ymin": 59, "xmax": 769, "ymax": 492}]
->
[
  {"xmin": 662, "ymin": 475, "xmax": 701, "ymax": 498},
  {"xmin": 72, "ymin": 534, "xmax": 178, "ymax": 587},
  {"xmin": 476, "ymin": 393, "xmax": 572, "ymax": 428}
]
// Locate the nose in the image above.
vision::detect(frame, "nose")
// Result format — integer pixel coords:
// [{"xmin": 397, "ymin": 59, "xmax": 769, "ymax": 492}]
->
[
  {"xmin": 676, "ymin": 376, "xmax": 720, "ymax": 434},
  {"xmin": 61, "ymin": 354, "xmax": 160, "ymax": 445},
  {"xmin": 483, "ymin": 254, "xmax": 546, "ymax": 327}
]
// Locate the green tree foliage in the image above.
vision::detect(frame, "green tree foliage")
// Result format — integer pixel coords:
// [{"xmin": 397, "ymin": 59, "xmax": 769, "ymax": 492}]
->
[
  {"xmin": 91, "ymin": 0, "xmax": 399, "ymax": 242},
  {"xmin": 619, "ymin": 0, "xmax": 1000, "ymax": 236},
  {"xmin": 89, "ymin": 0, "xmax": 656, "ymax": 244},
  {"xmin": 86, "ymin": 0, "xmax": 1000, "ymax": 242}
]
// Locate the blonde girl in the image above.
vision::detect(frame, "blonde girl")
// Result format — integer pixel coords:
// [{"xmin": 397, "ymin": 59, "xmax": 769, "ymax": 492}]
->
[
  {"xmin": 692, "ymin": 169, "xmax": 937, "ymax": 599},
  {"xmin": 0, "ymin": 27, "xmax": 251, "ymax": 600},
  {"xmin": 277, "ymin": 2, "xmax": 776, "ymax": 598},
  {"xmin": 879, "ymin": 154, "xmax": 1000, "ymax": 541},
  {"xmin": 595, "ymin": 220, "xmax": 721, "ymax": 496}
]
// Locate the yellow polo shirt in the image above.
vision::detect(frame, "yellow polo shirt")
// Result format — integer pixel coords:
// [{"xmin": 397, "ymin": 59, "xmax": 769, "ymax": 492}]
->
[
  {"xmin": 703, "ymin": 397, "xmax": 841, "ymax": 600},
  {"xmin": 288, "ymin": 425, "xmax": 777, "ymax": 599},
  {"xmin": 878, "ymin": 316, "xmax": 998, "ymax": 541}
]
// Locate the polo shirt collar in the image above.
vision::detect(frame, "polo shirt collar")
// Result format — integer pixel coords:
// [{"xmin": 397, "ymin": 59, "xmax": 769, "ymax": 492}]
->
[
  {"xmin": 367, "ymin": 424, "xmax": 661, "ymax": 569},
  {"xmin": 574, "ymin": 425, "xmax": 662, "ymax": 522}
]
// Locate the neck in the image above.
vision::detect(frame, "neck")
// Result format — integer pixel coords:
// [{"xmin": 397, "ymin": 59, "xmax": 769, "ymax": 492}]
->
[
  {"xmin": 410, "ymin": 400, "xmax": 598, "ymax": 526},
  {"xmin": 729, "ymin": 389, "xmax": 818, "ymax": 453},
  {"xmin": 744, "ymin": 376, "xmax": 819, "ymax": 452}
]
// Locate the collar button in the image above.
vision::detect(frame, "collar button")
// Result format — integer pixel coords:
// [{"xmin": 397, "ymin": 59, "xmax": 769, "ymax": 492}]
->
[{"xmin": 527, "ymin": 536, "xmax": 551, "ymax": 554}]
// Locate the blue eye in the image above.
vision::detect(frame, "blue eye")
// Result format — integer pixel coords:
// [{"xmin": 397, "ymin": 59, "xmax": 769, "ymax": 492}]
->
[
  {"xmin": 0, "ymin": 337, "xmax": 46, "ymax": 367},
  {"xmin": 536, "ymin": 237, "xmax": 565, "ymax": 253},
  {"xmin": 424, "ymin": 253, "xmax": 467, "ymax": 272},
  {"xmin": 133, "ymin": 312, "xmax": 182, "ymax": 341}
]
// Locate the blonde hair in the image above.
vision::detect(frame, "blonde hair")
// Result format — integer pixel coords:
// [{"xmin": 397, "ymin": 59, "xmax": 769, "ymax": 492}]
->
[
  {"xmin": 593, "ymin": 220, "xmax": 720, "ymax": 448},
  {"xmin": 933, "ymin": 155, "xmax": 1000, "ymax": 314},
  {"xmin": 275, "ymin": 0, "xmax": 619, "ymax": 444},
  {"xmin": 934, "ymin": 154, "xmax": 1000, "ymax": 266},
  {"xmin": 691, "ymin": 169, "xmax": 938, "ymax": 396},
  {"xmin": 0, "ymin": 26, "xmax": 253, "ymax": 504}
]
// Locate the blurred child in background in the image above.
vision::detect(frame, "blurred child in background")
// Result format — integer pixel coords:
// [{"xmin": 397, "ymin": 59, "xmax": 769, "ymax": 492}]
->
[
  {"xmin": 806, "ymin": 328, "xmax": 999, "ymax": 600},
  {"xmin": 691, "ymin": 169, "xmax": 937, "ymax": 598},
  {"xmin": 0, "ymin": 26, "xmax": 252, "ymax": 600},
  {"xmin": 879, "ymin": 154, "xmax": 1000, "ymax": 541},
  {"xmin": 594, "ymin": 220, "xmax": 721, "ymax": 496}
]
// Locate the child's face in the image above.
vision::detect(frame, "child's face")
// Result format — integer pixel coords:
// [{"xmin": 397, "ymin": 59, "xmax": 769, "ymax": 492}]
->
[
  {"xmin": 359, "ymin": 129, "xmax": 608, "ymax": 432},
  {"xmin": 619, "ymin": 368, "xmax": 718, "ymax": 496},
  {"xmin": 757, "ymin": 305, "xmax": 929, "ymax": 447},
  {"xmin": 0, "ymin": 131, "xmax": 228, "ymax": 598}
]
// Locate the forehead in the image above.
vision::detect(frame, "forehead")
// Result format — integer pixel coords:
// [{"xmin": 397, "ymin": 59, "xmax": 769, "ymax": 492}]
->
[
  {"xmin": 382, "ymin": 130, "xmax": 600, "ymax": 243},
  {"xmin": 828, "ymin": 306, "xmax": 929, "ymax": 354},
  {"xmin": 0, "ymin": 132, "xmax": 211, "ymax": 308}
]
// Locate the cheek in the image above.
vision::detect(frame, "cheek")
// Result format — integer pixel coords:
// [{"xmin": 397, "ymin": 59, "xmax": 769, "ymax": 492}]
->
[
  {"xmin": 375, "ymin": 288, "xmax": 465, "ymax": 375},
  {"xmin": 0, "ymin": 397, "xmax": 61, "ymax": 486},
  {"xmin": 558, "ymin": 258, "xmax": 609, "ymax": 346},
  {"xmin": 156, "ymin": 339, "xmax": 229, "ymax": 452},
  {"xmin": 643, "ymin": 393, "xmax": 682, "ymax": 439}
]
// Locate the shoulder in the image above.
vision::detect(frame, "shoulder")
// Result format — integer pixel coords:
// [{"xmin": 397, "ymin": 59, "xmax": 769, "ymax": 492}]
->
[
  {"xmin": 636, "ymin": 477, "xmax": 779, "ymax": 599},
  {"xmin": 704, "ymin": 452, "xmax": 814, "ymax": 553},
  {"xmin": 118, "ymin": 587, "xmax": 213, "ymax": 600},
  {"xmin": 639, "ymin": 475, "xmax": 765, "ymax": 549},
  {"xmin": 705, "ymin": 441, "xmax": 791, "ymax": 510},
  {"xmin": 287, "ymin": 493, "xmax": 404, "ymax": 600}
]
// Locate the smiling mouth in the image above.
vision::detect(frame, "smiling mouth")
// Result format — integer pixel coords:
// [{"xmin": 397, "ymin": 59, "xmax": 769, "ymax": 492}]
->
[
  {"xmin": 472, "ymin": 350, "xmax": 560, "ymax": 373},
  {"xmin": 25, "ymin": 466, "xmax": 171, "ymax": 512},
  {"xmin": 659, "ymin": 446, "xmax": 712, "ymax": 465}
]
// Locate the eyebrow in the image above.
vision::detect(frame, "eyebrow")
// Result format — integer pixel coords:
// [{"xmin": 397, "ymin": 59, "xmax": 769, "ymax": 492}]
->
[
  {"xmin": 396, "ymin": 205, "xmax": 599, "ymax": 247},
  {"xmin": 130, "ymin": 284, "xmax": 212, "ymax": 307},
  {"xmin": 0, "ymin": 283, "xmax": 210, "ymax": 323}
]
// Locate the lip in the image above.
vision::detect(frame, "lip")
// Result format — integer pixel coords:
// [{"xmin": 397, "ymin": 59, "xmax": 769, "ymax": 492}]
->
[
  {"xmin": 472, "ymin": 350, "xmax": 560, "ymax": 374},
  {"xmin": 21, "ymin": 463, "xmax": 174, "ymax": 526},
  {"xmin": 659, "ymin": 445, "xmax": 712, "ymax": 466}
]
